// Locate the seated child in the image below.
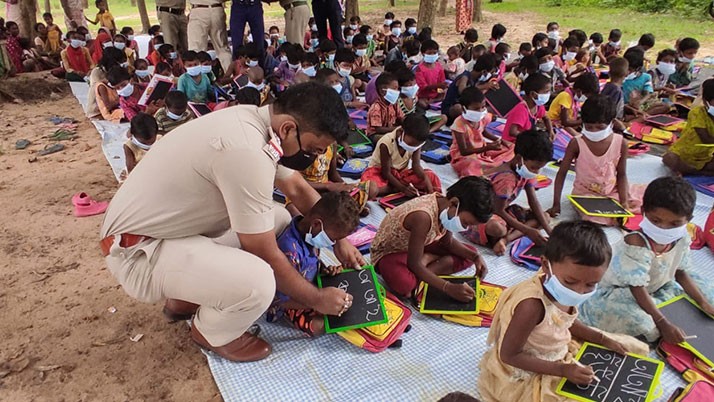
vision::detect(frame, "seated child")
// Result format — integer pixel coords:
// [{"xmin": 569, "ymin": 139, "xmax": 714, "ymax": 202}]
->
[
  {"xmin": 622, "ymin": 47, "xmax": 670, "ymax": 117},
  {"xmin": 464, "ymin": 44, "xmax": 486, "ymax": 73},
  {"xmin": 177, "ymin": 50, "xmax": 213, "ymax": 104},
  {"xmin": 550, "ymin": 94, "xmax": 644, "ymax": 225},
  {"xmin": 484, "ymin": 23, "xmax": 506, "ymax": 53},
  {"xmin": 669, "ymin": 37, "xmax": 699, "ymax": 88},
  {"xmin": 148, "ymin": 34, "xmax": 164, "ymax": 66},
  {"xmin": 196, "ymin": 50, "xmax": 215, "ymax": 84},
  {"xmin": 132, "ymin": 58, "xmax": 151, "ymax": 84},
  {"xmin": 504, "ymin": 55, "xmax": 538, "ymax": 93},
  {"xmin": 450, "ymin": 87, "xmax": 515, "ymax": 177},
  {"xmin": 382, "ymin": 12, "xmax": 395, "ymax": 39},
  {"xmin": 235, "ymin": 87, "xmax": 262, "ymax": 106},
  {"xmin": 267, "ymin": 191, "xmax": 361, "ymax": 336},
  {"xmin": 547, "ymin": 73, "xmax": 599, "ymax": 128},
  {"xmin": 218, "ymin": 44, "xmax": 250, "ymax": 85},
  {"xmin": 156, "ymin": 43, "xmax": 185, "ymax": 77},
  {"xmin": 442, "ymin": 53, "xmax": 499, "ymax": 122},
  {"xmin": 315, "ymin": 67, "xmax": 366, "ymax": 110},
  {"xmin": 566, "ymin": 49, "xmax": 591, "ymax": 81},
  {"xmin": 113, "ymin": 33, "xmax": 135, "ymax": 68},
  {"xmin": 601, "ymin": 28, "xmax": 623, "ymax": 62},
  {"xmin": 108, "ymin": 66, "xmax": 162, "ymax": 122},
  {"xmin": 663, "ymin": 78, "xmax": 714, "ymax": 175},
  {"xmin": 648, "ymin": 49, "xmax": 678, "ymax": 97},
  {"xmin": 546, "ymin": 21, "xmax": 561, "ymax": 50},
  {"xmin": 343, "ymin": 26, "xmax": 355, "ymax": 48},
  {"xmin": 580, "ymin": 177, "xmax": 714, "ymax": 343},
  {"xmin": 205, "ymin": 42, "xmax": 224, "ymax": 79},
  {"xmin": 371, "ymin": 176, "xmax": 494, "ymax": 300},
  {"xmin": 557, "ymin": 36, "xmax": 579, "ymax": 73},
  {"xmin": 534, "ymin": 47, "xmax": 568, "ymax": 97},
  {"xmin": 600, "ymin": 57, "xmax": 628, "ymax": 120},
  {"xmin": 366, "ymin": 72, "xmax": 405, "ymax": 143},
  {"xmin": 514, "ymin": 42, "xmax": 533, "ymax": 63},
  {"xmin": 60, "ymin": 31, "xmax": 94, "ymax": 81},
  {"xmin": 463, "ymin": 130, "xmax": 553, "ymax": 255},
  {"xmin": 386, "ymin": 20, "xmax": 402, "ymax": 53},
  {"xmin": 531, "ymin": 32, "xmax": 549, "ymax": 52},
  {"xmin": 503, "ymin": 74, "xmax": 554, "ymax": 142},
  {"xmin": 588, "ymin": 32, "xmax": 606, "ymax": 65},
  {"xmin": 245, "ymin": 66, "xmax": 271, "ymax": 105},
  {"xmin": 351, "ymin": 33, "xmax": 371, "ymax": 84},
  {"xmin": 478, "ymin": 221, "xmax": 649, "ymax": 402},
  {"xmin": 415, "ymin": 39, "xmax": 447, "ymax": 103},
  {"xmin": 154, "ymin": 90, "xmax": 193, "ymax": 134},
  {"xmin": 456, "ymin": 28, "xmax": 479, "ymax": 63},
  {"xmin": 358, "ymin": 25, "xmax": 378, "ymax": 61},
  {"xmin": 333, "ymin": 48, "xmax": 364, "ymax": 105},
  {"xmin": 362, "ymin": 114, "xmax": 441, "ymax": 197},
  {"xmin": 444, "ymin": 45, "xmax": 466, "ymax": 81},
  {"xmin": 273, "ymin": 43, "xmax": 304, "ymax": 89},
  {"xmin": 403, "ymin": 18, "xmax": 418, "ymax": 41},
  {"xmin": 318, "ymin": 39, "xmax": 337, "ymax": 70},
  {"xmin": 124, "ymin": 112, "xmax": 160, "ymax": 174},
  {"xmin": 396, "ymin": 68, "xmax": 447, "ymax": 132},
  {"xmin": 295, "ymin": 52, "xmax": 319, "ymax": 83},
  {"xmin": 154, "ymin": 61, "xmax": 173, "ymax": 79},
  {"xmin": 120, "ymin": 26, "xmax": 138, "ymax": 51},
  {"xmin": 494, "ymin": 42, "xmax": 512, "ymax": 79}
]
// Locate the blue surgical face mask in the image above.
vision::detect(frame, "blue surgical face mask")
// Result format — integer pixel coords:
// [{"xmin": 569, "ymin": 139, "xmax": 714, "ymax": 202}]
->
[
  {"xmin": 305, "ymin": 221, "xmax": 335, "ymax": 249},
  {"xmin": 398, "ymin": 134, "xmax": 424, "ymax": 153},
  {"xmin": 310, "ymin": 38, "xmax": 319, "ymax": 47},
  {"xmin": 366, "ymin": 34, "xmax": 373, "ymax": 41},
  {"xmin": 338, "ymin": 67, "xmax": 352, "ymax": 77},
  {"xmin": 200, "ymin": 65, "xmax": 213, "ymax": 74},
  {"xmin": 543, "ymin": 261, "xmax": 597, "ymax": 307},
  {"xmin": 346, "ymin": 35, "xmax": 354, "ymax": 44},
  {"xmin": 392, "ymin": 27, "xmax": 402, "ymax": 36},
  {"xmin": 708, "ymin": 102, "xmax": 714, "ymax": 118},
  {"xmin": 423, "ymin": 53, "xmax": 439, "ymax": 64},
  {"xmin": 439, "ymin": 202, "xmax": 467, "ymax": 233},
  {"xmin": 478, "ymin": 72, "xmax": 492, "ymax": 82},
  {"xmin": 534, "ymin": 92, "xmax": 551, "ymax": 106},
  {"xmin": 332, "ymin": 83, "xmax": 343, "ymax": 94},
  {"xmin": 135, "ymin": 69, "xmax": 151, "ymax": 78},
  {"xmin": 166, "ymin": 110, "xmax": 183, "ymax": 120},
  {"xmin": 186, "ymin": 65, "xmax": 203, "ymax": 76},
  {"xmin": 516, "ymin": 162, "xmax": 539, "ymax": 179},
  {"xmin": 328, "ymin": 53, "xmax": 336, "ymax": 62},
  {"xmin": 408, "ymin": 26, "xmax": 417, "ymax": 35},
  {"xmin": 302, "ymin": 65, "xmax": 316, "ymax": 77},
  {"xmin": 384, "ymin": 88, "xmax": 400, "ymax": 104},
  {"xmin": 401, "ymin": 84, "xmax": 419, "ymax": 99}
]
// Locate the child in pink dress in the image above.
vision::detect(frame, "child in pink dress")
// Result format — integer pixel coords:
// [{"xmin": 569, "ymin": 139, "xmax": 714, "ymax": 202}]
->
[
  {"xmin": 450, "ymin": 87, "xmax": 515, "ymax": 177},
  {"xmin": 502, "ymin": 74, "xmax": 555, "ymax": 143},
  {"xmin": 550, "ymin": 94, "xmax": 645, "ymax": 226},
  {"xmin": 415, "ymin": 39, "xmax": 447, "ymax": 103}
]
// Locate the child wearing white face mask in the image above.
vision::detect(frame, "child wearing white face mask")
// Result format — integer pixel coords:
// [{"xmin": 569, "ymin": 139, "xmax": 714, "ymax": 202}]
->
[
  {"xmin": 414, "ymin": 39, "xmax": 447, "ymax": 103},
  {"xmin": 154, "ymin": 91, "xmax": 193, "ymax": 134},
  {"xmin": 550, "ymin": 94, "xmax": 644, "ymax": 225},
  {"xmin": 463, "ymin": 130, "xmax": 552, "ymax": 256},
  {"xmin": 601, "ymin": 28, "xmax": 623, "ymax": 62},
  {"xmin": 479, "ymin": 221, "xmax": 649, "ymax": 402},
  {"xmin": 547, "ymin": 73, "xmax": 599, "ymax": 128},
  {"xmin": 450, "ymin": 87, "xmax": 514, "ymax": 177},
  {"xmin": 396, "ymin": 68, "xmax": 447, "ymax": 133},
  {"xmin": 361, "ymin": 114, "xmax": 441, "ymax": 197},
  {"xmin": 580, "ymin": 177, "xmax": 714, "ymax": 343},
  {"xmin": 534, "ymin": 47, "xmax": 568, "ymax": 98},
  {"xmin": 124, "ymin": 112, "xmax": 161, "ymax": 174},
  {"xmin": 371, "ymin": 176, "xmax": 493, "ymax": 301},
  {"xmin": 177, "ymin": 51, "xmax": 213, "ymax": 104},
  {"xmin": 268, "ymin": 191, "xmax": 361, "ymax": 337},
  {"xmin": 503, "ymin": 74, "xmax": 555, "ymax": 143}
]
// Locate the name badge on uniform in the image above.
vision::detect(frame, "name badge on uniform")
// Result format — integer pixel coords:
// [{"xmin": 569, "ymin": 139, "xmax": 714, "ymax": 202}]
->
[{"xmin": 263, "ymin": 128, "xmax": 284, "ymax": 161}]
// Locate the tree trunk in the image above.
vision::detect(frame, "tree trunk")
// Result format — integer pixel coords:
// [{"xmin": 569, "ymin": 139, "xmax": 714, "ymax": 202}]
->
[
  {"xmin": 417, "ymin": 0, "xmax": 438, "ymax": 31},
  {"xmin": 19, "ymin": 0, "xmax": 38, "ymax": 39},
  {"xmin": 345, "ymin": 0, "xmax": 359, "ymax": 23},
  {"xmin": 389, "ymin": 0, "xmax": 395, "ymax": 7},
  {"xmin": 136, "ymin": 0, "xmax": 151, "ymax": 34},
  {"xmin": 130, "ymin": 0, "xmax": 136, "ymax": 6},
  {"xmin": 438, "ymin": 0, "xmax": 448, "ymax": 17},
  {"xmin": 44, "ymin": 0, "xmax": 51, "ymax": 14},
  {"xmin": 473, "ymin": 0, "xmax": 483, "ymax": 22}
]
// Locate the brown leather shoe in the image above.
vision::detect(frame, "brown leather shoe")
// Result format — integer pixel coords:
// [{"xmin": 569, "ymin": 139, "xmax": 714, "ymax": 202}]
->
[
  {"xmin": 162, "ymin": 299, "xmax": 199, "ymax": 322},
  {"xmin": 191, "ymin": 324, "xmax": 272, "ymax": 362}
]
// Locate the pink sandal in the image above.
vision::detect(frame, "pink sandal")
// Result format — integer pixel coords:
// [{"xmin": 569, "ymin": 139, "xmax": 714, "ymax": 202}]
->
[{"xmin": 72, "ymin": 192, "xmax": 108, "ymax": 217}]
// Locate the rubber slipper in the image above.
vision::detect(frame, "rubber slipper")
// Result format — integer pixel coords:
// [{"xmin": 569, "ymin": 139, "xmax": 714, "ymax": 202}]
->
[
  {"xmin": 48, "ymin": 130, "xmax": 76, "ymax": 141},
  {"xmin": 15, "ymin": 139, "xmax": 31, "ymax": 150},
  {"xmin": 71, "ymin": 192, "xmax": 92, "ymax": 207},
  {"xmin": 38, "ymin": 143, "xmax": 64, "ymax": 156},
  {"xmin": 73, "ymin": 195, "xmax": 108, "ymax": 217}
]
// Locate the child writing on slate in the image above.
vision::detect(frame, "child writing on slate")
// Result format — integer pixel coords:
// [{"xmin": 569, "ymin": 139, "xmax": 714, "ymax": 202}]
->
[
  {"xmin": 549, "ymin": 94, "xmax": 644, "ymax": 226},
  {"xmin": 366, "ymin": 72, "xmax": 405, "ymax": 144},
  {"xmin": 479, "ymin": 221, "xmax": 648, "ymax": 402},
  {"xmin": 450, "ymin": 87, "xmax": 515, "ymax": 177},
  {"xmin": 267, "ymin": 192, "xmax": 361, "ymax": 336},
  {"xmin": 663, "ymin": 79, "xmax": 714, "ymax": 176},
  {"xmin": 414, "ymin": 39, "xmax": 448, "ymax": 103},
  {"xmin": 361, "ymin": 114, "xmax": 442, "ymax": 197},
  {"xmin": 502, "ymin": 74, "xmax": 555, "ymax": 143},
  {"xmin": 546, "ymin": 73, "xmax": 600, "ymax": 128},
  {"xmin": 462, "ymin": 130, "xmax": 553, "ymax": 255},
  {"xmin": 580, "ymin": 177, "xmax": 714, "ymax": 344},
  {"xmin": 370, "ymin": 176, "xmax": 494, "ymax": 301}
]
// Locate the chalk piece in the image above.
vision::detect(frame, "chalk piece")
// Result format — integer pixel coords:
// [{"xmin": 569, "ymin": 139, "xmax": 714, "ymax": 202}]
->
[{"xmin": 317, "ymin": 267, "xmax": 388, "ymax": 333}]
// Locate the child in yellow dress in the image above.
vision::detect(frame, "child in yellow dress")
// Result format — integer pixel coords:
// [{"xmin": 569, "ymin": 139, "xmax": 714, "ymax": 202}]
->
[
  {"xmin": 87, "ymin": 0, "xmax": 116, "ymax": 35},
  {"xmin": 479, "ymin": 221, "xmax": 649, "ymax": 402}
]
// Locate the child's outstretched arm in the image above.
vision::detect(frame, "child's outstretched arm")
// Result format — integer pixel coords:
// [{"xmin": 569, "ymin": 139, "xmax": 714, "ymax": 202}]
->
[
  {"xmin": 569, "ymin": 320, "xmax": 629, "ymax": 355},
  {"xmin": 543, "ymin": 116, "xmax": 555, "ymax": 139},
  {"xmin": 410, "ymin": 151, "xmax": 434, "ymax": 193},
  {"xmin": 86, "ymin": 15, "xmax": 98, "ymax": 25},
  {"xmin": 403, "ymin": 212, "xmax": 475, "ymax": 302},
  {"xmin": 525, "ymin": 185, "xmax": 552, "ymax": 235},
  {"xmin": 442, "ymin": 233, "xmax": 488, "ymax": 278},
  {"xmin": 501, "ymin": 298, "xmax": 595, "ymax": 385},
  {"xmin": 549, "ymin": 140, "xmax": 578, "ymax": 217},
  {"xmin": 675, "ymin": 269, "xmax": 714, "ymax": 317},
  {"xmin": 124, "ymin": 145, "xmax": 137, "ymax": 173},
  {"xmin": 615, "ymin": 138, "xmax": 631, "ymax": 208}
]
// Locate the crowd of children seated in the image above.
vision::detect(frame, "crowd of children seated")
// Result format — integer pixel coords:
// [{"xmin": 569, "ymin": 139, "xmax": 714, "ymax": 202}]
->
[{"xmin": 3, "ymin": 8, "xmax": 714, "ymax": 400}]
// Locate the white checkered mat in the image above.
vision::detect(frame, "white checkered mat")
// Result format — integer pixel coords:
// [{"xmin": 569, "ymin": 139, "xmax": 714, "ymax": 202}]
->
[{"xmin": 205, "ymin": 154, "xmax": 714, "ymax": 402}]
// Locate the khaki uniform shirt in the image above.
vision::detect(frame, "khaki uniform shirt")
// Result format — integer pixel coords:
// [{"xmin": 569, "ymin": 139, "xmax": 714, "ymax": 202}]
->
[{"xmin": 100, "ymin": 105, "xmax": 293, "ymax": 239}]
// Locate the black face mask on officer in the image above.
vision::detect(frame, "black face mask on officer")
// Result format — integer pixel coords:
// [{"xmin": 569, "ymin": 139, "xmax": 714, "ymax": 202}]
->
[{"xmin": 279, "ymin": 125, "xmax": 317, "ymax": 171}]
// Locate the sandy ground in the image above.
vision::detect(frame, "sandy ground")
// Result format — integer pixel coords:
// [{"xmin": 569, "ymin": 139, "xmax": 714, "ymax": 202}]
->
[{"xmin": 0, "ymin": 7, "xmax": 711, "ymax": 402}]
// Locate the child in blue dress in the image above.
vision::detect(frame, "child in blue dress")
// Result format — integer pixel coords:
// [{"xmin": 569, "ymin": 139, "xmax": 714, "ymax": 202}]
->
[
  {"xmin": 267, "ymin": 192, "xmax": 361, "ymax": 336},
  {"xmin": 580, "ymin": 176, "xmax": 714, "ymax": 344}
]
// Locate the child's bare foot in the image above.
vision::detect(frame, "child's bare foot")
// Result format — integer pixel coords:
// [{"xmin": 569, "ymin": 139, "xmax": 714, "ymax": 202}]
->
[
  {"xmin": 492, "ymin": 239, "xmax": 507, "ymax": 256},
  {"xmin": 310, "ymin": 317, "xmax": 325, "ymax": 336}
]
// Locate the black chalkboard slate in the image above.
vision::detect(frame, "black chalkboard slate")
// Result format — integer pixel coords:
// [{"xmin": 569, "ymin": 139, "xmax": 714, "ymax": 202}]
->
[
  {"xmin": 188, "ymin": 102, "xmax": 212, "ymax": 117},
  {"xmin": 567, "ymin": 196, "xmax": 634, "ymax": 218},
  {"xmin": 658, "ymin": 295, "xmax": 714, "ymax": 367},
  {"xmin": 316, "ymin": 267, "xmax": 388, "ymax": 333},
  {"xmin": 484, "ymin": 79, "xmax": 522, "ymax": 118},
  {"xmin": 645, "ymin": 114, "xmax": 682, "ymax": 127},
  {"xmin": 419, "ymin": 277, "xmax": 479, "ymax": 315},
  {"xmin": 144, "ymin": 80, "xmax": 173, "ymax": 104},
  {"xmin": 378, "ymin": 193, "xmax": 411, "ymax": 211},
  {"xmin": 346, "ymin": 129, "xmax": 372, "ymax": 146},
  {"xmin": 557, "ymin": 343, "xmax": 664, "ymax": 402},
  {"xmin": 521, "ymin": 244, "xmax": 546, "ymax": 262}
]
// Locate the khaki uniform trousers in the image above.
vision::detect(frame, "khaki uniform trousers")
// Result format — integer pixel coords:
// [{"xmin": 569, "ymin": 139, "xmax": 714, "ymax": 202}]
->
[
  {"xmin": 283, "ymin": 4, "xmax": 310, "ymax": 45},
  {"xmin": 157, "ymin": 11, "xmax": 189, "ymax": 53},
  {"xmin": 104, "ymin": 205, "xmax": 292, "ymax": 347},
  {"xmin": 187, "ymin": 5, "xmax": 232, "ymax": 71}
]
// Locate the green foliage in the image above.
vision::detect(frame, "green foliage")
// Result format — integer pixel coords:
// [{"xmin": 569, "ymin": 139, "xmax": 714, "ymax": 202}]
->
[{"xmin": 543, "ymin": 0, "xmax": 711, "ymax": 16}]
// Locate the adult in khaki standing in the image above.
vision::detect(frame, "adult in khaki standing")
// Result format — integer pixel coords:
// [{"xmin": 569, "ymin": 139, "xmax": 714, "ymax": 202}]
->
[
  {"xmin": 279, "ymin": 0, "xmax": 310, "ymax": 45},
  {"xmin": 187, "ymin": 0, "xmax": 231, "ymax": 70},
  {"xmin": 99, "ymin": 83, "xmax": 365, "ymax": 362},
  {"xmin": 156, "ymin": 0, "xmax": 188, "ymax": 53}
]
